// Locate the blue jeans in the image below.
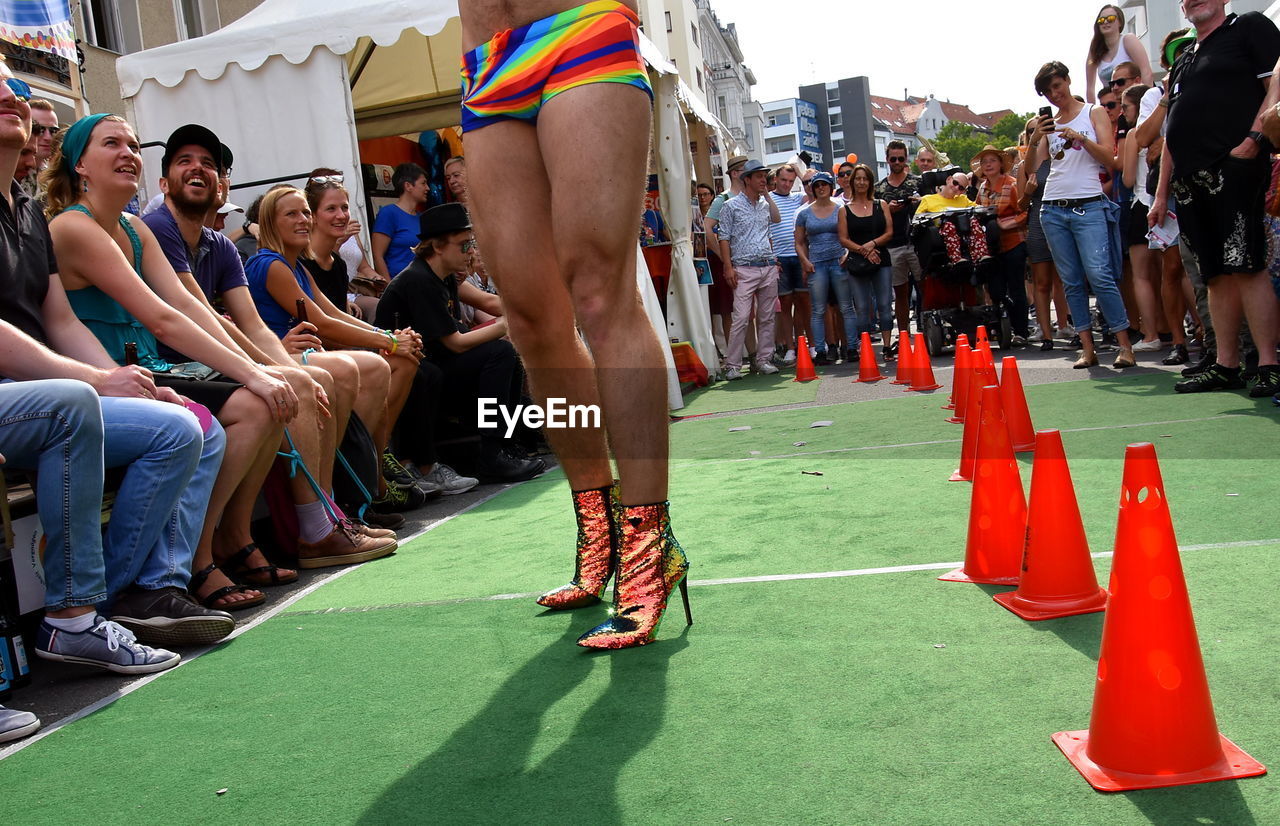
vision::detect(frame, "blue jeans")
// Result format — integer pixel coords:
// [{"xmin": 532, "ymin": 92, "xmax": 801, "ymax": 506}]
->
[
  {"xmin": 1040, "ymin": 199, "xmax": 1130, "ymax": 334},
  {"xmin": 808, "ymin": 260, "xmax": 858, "ymax": 353},
  {"xmin": 99, "ymin": 396, "xmax": 224, "ymax": 602},
  {"xmin": 0, "ymin": 380, "xmax": 109, "ymax": 610},
  {"xmin": 848, "ymin": 266, "xmax": 894, "ymax": 338}
]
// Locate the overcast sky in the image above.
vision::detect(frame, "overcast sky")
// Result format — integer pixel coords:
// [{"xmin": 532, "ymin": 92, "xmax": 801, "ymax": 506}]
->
[{"xmin": 712, "ymin": 0, "xmax": 1185, "ymax": 116}]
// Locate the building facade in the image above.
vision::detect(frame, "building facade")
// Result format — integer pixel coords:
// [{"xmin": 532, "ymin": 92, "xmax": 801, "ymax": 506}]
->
[
  {"xmin": 1119, "ymin": 0, "xmax": 1268, "ymax": 79},
  {"xmin": 761, "ymin": 98, "xmax": 821, "ymax": 168}
]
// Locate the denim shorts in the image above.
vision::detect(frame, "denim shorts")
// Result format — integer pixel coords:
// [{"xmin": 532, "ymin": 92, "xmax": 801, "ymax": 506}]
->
[{"xmin": 777, "ymin": 256, "xmax": 807, "ymax": 294}]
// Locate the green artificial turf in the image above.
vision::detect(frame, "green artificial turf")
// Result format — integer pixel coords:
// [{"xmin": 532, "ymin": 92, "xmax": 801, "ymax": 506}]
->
[
  {"xmin": 674, "ymin": 369, "xmax": 821, "ymax": 416},
  {"xmin": 3, "ymin": 548, "xmax": 1276, "ymax": 825},
  {"xmin": 290, "ymin": 371, "xmax": 1279, "ymax": 612}
]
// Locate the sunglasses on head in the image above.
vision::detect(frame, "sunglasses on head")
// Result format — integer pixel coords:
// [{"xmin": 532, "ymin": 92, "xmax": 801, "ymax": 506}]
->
[
  {"xmin": 1097, "ymin": 13, "xmax": 1118, "ymax": 25},
  {"xmin": 309, "ymin": 173, "xmax": 344, "ymax": 185},
  {"xmin": 4, "ymin": 77, "xmax": 31, "ymax": 102}
]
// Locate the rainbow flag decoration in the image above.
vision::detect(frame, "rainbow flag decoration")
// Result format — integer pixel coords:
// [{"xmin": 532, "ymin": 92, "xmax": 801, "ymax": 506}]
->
[{"xmin": 0, "ymin": 0, "xmax": 76, "ymax": 61}]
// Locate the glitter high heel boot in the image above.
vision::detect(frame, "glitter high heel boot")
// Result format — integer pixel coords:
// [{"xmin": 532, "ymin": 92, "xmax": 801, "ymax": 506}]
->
[
  {"xmin": 536, "ymin": 485, "xmax": 618, "ymax": 610},
  {"xmin": 577, "ymin": 501, "xmax": 691, "ymax": 650}
]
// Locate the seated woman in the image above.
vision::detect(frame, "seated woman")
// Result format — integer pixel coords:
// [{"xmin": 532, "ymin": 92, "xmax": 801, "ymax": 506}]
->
[
  {"xmin": 915, "ymin": 172, "xmax": 994, "ymax": 268},
  {"xmin": 245, "ymin": 186, "xmax": 428, "ymax": 509},
  {"xmin": 303, "ymin": 175, "xmax": 479, "ymax": 496},
  {"xmin": 44, "ymin": 114, "xmax": 310, "ymax": 611}
]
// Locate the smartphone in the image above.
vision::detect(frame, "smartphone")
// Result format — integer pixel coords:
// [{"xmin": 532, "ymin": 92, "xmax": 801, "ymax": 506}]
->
[{"xmin": 1038, "ymin": 106, "xmax": 1052, "ymax": 118}]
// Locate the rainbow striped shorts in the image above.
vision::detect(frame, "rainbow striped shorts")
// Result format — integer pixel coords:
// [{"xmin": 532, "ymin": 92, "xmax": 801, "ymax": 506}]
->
[{"xmin": 460, "ymin": 1, "xmax": 653, "ymax": 133}]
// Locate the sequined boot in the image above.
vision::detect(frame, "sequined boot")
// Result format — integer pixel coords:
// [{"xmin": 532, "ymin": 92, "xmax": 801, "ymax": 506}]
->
[
  {"xmin": 577, "ymin": 501, "xmax": 691, "ymax": 650},
  {"xmin": 536, "ymin": 485, "xmax": 618, "ymax": 610}
]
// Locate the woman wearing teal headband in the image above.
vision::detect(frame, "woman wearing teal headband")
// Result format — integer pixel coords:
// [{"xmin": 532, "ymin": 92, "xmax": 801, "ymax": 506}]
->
[{"xmin": 44, "ymin": 114, "xmax": 306, "ymax": 611}]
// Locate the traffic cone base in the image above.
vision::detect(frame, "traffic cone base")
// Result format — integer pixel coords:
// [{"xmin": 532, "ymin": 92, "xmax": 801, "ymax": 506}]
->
[
  {"xmin": 908, "ymin": 332, "xmax": 941, "ymax": 391},
  {"xmin": 994, "ymin": 587, "xmax": 1107, "ymax": 620},
  {"xmin": 1052, "ymin": 730, "xmax": 1266, "ymax": 792},
  {"xmin": 937, "ymin": 567, "xmax": 1019, "ymax": 585},
  {"xmin": 793, "ymin": 335, "xmax": 817, "ymax": 383}
]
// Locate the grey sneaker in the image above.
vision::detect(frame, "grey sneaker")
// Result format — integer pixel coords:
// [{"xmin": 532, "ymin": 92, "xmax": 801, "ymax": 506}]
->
[
  {"xmin": 0, "ymin": 706, "xmax": 40, "ymax": 743},
  {"xmin": 35, "ymin": 616, "xmax": 180, "ymax": 675},
  {"xmin": 422, "ymin": 463, "xmax": 479, "ymax": 495}
]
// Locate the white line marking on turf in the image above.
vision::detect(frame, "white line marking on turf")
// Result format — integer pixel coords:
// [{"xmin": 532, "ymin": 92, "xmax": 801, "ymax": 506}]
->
[
  {"xmin": 673, "ymin": 415, "xmax": 1247, "ymax": 466},
  {"xmin": 0, "ymin": 485, "xmax": 515, "ymax": 762},
  {"xmin": 277, "ymin": 537, "xmax": 1280, "ymax": 617}
]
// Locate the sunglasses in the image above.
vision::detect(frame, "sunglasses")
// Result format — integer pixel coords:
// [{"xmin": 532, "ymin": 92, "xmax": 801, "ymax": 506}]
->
[
  {"xmin": 4, "ymin": 77, "xmax": 31, "ymax": 103},
  {"xmin": 31, "ymin": 124, "xmax": 60, "ymax": 137},
  {"xmin": 1110, "ymin": 76, "xmax": 1134, "ymax": 88},
  {"xmin": 838, "ymin": 171, "xmax": 852, "ymax": 177},
  {"xmin": 1096, "ymin": 14, "xmax": 1118, "ymax": 25},
  {"xmin": 309, "ymin": 174, "xmax": 344, "ymax": 184},
  {"xmin": 887, "ymin": 156, "xmax": 907, "ymax": 162},
  {"xmin": 1102, "ymin": 101, "xmax": 1118, "ymax": 109},
  {"xmin": 458, "ymin": 239, "xmax": 477, "ymax": 253}
]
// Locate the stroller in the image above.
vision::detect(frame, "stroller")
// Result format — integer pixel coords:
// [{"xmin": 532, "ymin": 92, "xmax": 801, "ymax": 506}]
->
[{"xmin": 909, "ymin": 204, "xmax": 1013, "ymax": 356}]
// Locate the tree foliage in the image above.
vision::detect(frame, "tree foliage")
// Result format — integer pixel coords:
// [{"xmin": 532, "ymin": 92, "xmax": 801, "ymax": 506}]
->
[{"xmin": 931, "ymin": 112, "xmax": 1037, "ymax": 169}]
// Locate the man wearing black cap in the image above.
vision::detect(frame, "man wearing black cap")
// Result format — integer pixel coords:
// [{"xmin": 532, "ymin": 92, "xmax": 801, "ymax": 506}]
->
[{"xmin": 374, "ymin": 203, "xmax": 542, "ymax": 482}]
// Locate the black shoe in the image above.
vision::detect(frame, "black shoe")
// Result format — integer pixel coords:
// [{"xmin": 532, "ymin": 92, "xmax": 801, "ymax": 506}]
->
[
  {"xmin": 1174, "ymin": 364, "xmax": 1245, "ymax": 394},
  {"xmin": 370, "ymin": 480, "xmax": 428, "ymax": 514},
  {"xmin": 1040, "ymin": 339, "xmax": 1054, "ymax": 351},
  {"xmin": 109, "ymin": 586, "xmax": 235, "ymax": 646},
  {"xmin": 1068, "ymin": 335, "xmax": 1083, "ymax": 350},
  {"xmin": 1182, "ymin": 349, "xmax": 1216, "ymax": 377},
  {"xmin": 476, "ymin": 447, "xmax": 545, "ymax": 484},
  {"xmin": 813, "ymin": 350, "xmax": 833, "ymax": 366},
  {"xmin": 361, "ymin": 510, "xmax": 406, "ymax": 531},
  {"xmin": 1161, "ymin": 344, "xmax": 1189, "ymax": 366},
  {"xmin": 846, "ymin": 347, "xmax": 859, "ymax": 364},
  {"xmin": 1249, "ymin": 364, "xmax": 1280, "ymax": 398}
]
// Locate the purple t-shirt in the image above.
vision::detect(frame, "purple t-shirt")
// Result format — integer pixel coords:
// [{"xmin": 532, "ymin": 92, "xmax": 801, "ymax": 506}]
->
[
  {"xmin": 142, "ymin": 203, "xmax": 248, "ymax": 361},
  {"xmin": 142, "ymin": 203, "xmax": 249, "ymax": 300}
]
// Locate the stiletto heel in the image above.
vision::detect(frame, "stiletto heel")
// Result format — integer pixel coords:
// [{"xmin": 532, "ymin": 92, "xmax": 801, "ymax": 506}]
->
[
  {"xmin": 577, "ymin": 501, "xmax": 689, "ymax": 650},
  {"xmin": 536, "ymin": 484, "xmax": 617, "ymax": 610},
  {"xmin": 678, "ymin": 578, "xmax": 692, "ymax": 626}
]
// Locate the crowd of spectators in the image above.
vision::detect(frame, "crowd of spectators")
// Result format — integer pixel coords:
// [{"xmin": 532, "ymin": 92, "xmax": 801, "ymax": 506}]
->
[
  {"xmin": 695, "ymin": 2, "xmax": 1278, "ymax": 405},
  {"xmin": 0, "ymin": 55, "xmax": 544, "ymax": 742}
]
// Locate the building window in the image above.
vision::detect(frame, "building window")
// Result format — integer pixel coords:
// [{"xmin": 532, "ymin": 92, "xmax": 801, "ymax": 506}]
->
[
  {"xmin": 691, "ymin": 23, "xmax": 698, "ymax": 46},
  {"xmin": 767, "ymin": 110, "xmax": 792, "ymax": 127},
  {"xmin": 82, "ymin": 0, "xmax": 125, "ymax": 52},
  {"xmin": 829, "ymin": 112, "xmax": 842, "ymax": 129},
  {"xmin": 826, "ymin": 87, "xmax": 839, "ymax": 104},
  {"xmin": 696, "ymin": 68, "xmax": 703, "ymax": 90},
  {"xmin": 832, "ymin": 139, "xmax": 845, "ymax": 154},
  {"xmin": 665, "ymin": 11, "xmax": 672, "ymax": 32},
  {"xmin": 766, "ymin": 136, "xmax": 796, "ymax": 155},
  {"xmin": 717, "ymin": 95, "xmax": 728, "ymax": 122},
  {"xmin": 175, "ymin": 0, "xmax": 207, "ymax": 40}
]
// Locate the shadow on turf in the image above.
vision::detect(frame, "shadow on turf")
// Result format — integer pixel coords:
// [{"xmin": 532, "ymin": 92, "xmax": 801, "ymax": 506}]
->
[
  {"xmin": 975, "ymin": 585, "xmax": 1104, "ymax": 661},
  {"xmin": 1124, "ymin": 775, "xmax": 1260, "ymax": 824},
  {"xmin": 357, "ymin": 615, "xmax": 691, "ymax": 823}
]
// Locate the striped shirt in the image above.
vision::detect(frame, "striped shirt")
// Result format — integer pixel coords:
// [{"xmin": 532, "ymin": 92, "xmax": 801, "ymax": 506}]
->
[
  {"xmin": 716, "ymin": 192, "xmax": 778, "ymax": 265},
  {"xmin": 768, "ymin": 192, "xmax": 805, "ymax": 256}
]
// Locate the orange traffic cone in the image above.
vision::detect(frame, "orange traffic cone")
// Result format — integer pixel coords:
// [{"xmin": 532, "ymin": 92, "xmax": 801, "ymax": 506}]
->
[
  {"xmin": 891, "ymin": 331, "xmax": 914, "ymax": 384},
  {"xmin": 946, "ymin": 339, "xmax": 972, "ymax": 421},
  {"xmin": 855, "ymin": 332, "xmax": 884, "ymax": 382},
  {"xmin": 908, "ymin": 332, "xmax": 941, "ymax": 391},
  {"xmin": 974, "ymin": 324, "xmax": 990, "ymax": 348},
  {"xmin": 994, "ymin": 430, "xmax": 1106, "ymax": 620},
  {"xmin": 978, "ymin": 338, "xmax": 997, "ymax": 377},
  {"xmin": 949, "ymin": 359, "xmax": 997, "ymax": 482},
  {"xmin": 793, "ymin": 335, "xmax": 817, "ymax": 383},
  {"xmin": 940, "ymin": 384, "xmax": 1026, "ymax": 583},
  {"xmin": 1052, "ymin": 443, "xmax": 1267, "ymax": 791},
  {"xmin": 1000, "ymin": 357, "xmax": 1034, "ymax": 452}
]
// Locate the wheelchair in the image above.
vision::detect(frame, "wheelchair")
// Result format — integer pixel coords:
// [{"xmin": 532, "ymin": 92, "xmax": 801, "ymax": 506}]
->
[{"xmin": 908, "ymin": 205, "xmax": 1013, "ymax": 356}]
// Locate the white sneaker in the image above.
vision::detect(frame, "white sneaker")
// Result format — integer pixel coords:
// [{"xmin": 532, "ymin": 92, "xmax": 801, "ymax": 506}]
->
[
  {"xmin": 756, "ymin": 362, "xmax": 780, "ymax": 375},
  {"xmin": 782, "ymin": 349, "xmax": 797, "ymax": 366},
  {"xmin": 1132, "ymin": 338, "xmax": 1164, "ymax": 352},
  {"xmin": 725, "ymin": 367, "xmax": 744, "ymax": 380},
  {"xmin": 0, "ymin": 706, "xmax": 40, "ymax": 743}
]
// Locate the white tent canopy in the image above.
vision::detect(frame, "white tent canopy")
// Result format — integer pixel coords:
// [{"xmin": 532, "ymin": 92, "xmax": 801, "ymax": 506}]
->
[{"xmin": 116, "ymin": 0, "xmax": 721, "ymax": 406}]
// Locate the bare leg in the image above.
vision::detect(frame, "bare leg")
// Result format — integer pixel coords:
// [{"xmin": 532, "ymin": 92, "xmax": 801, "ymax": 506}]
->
[
  {"xmin": 1237, "ymin": 271, "xmax": 1278, "ymax": 366},
  {"xmin": 192, "ymin": 389, "xmax": 274, "ymax": 607},
  {"xmin": 792, "ymin": 289, "xmax": 812, "ymax": 345},
  {"xmin": 894, "ymin": 283, "xmax": 911, "ymax": 333},
  {"xmin": 1207, "ymin": 278, "xmax": 1245, "ymax": 367},
  {"xmin": 298, "ymin": 353, "xmax": 358, "ymax": 491},
  {"xmin": 1128, "ymin": 244, "xmax": 1162, "ymax": 342},
  {"xmin": 1052, "ymin": 274, "xmax": 1070, "ymax": 332},
  {"xmin": 1032, "ymin": 261, "xmax": 1054, "ymax": 339},
  {"xmin": 778, "ymin": 294, "xmax": 794, "ymax": 354}
]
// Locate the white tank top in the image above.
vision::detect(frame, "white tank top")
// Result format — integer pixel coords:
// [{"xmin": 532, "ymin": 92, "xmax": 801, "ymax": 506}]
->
[
  {"xmin": 1044, "ymin": 105, "xmax": 1104, "ymax": 201},
  {"xmin": 1096, "ymin": 38, "xmax": 1134, "ymax": 85}
]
